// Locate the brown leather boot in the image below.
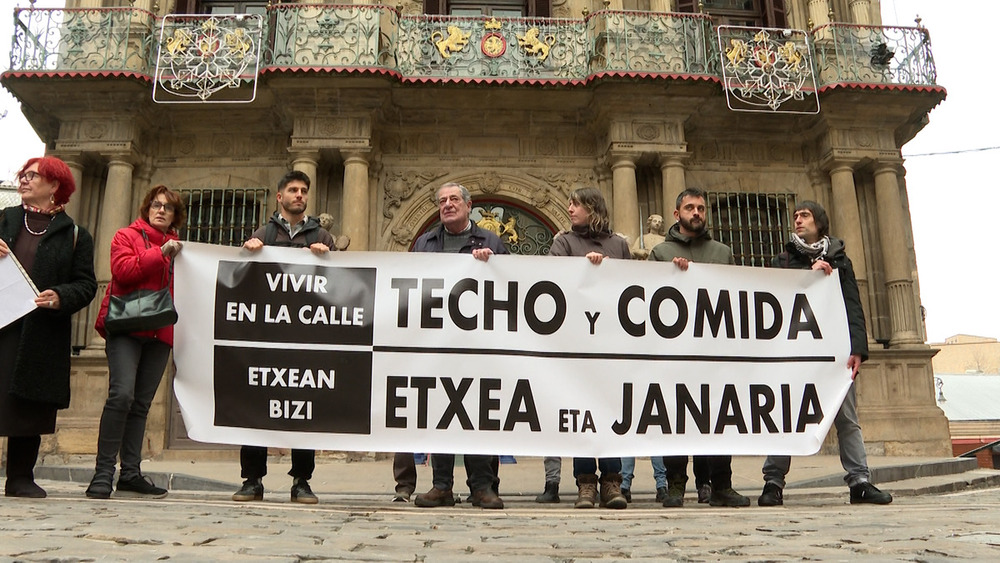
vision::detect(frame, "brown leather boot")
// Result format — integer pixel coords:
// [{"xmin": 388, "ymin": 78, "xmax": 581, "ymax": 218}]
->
[
  {"xmin": 470, "ymin": 487, "xmax": 504, "ymax": 509},
  {"xmin": 413, "ymin": 486, "xmax": 455, "ymax": 507},
  {"xmin": 574, "ymin": 474, "xmax": 599, "ymax": 509},
  {"xmin": 599, "ymin": 473, "xmax": 628, "ymax": 509}
]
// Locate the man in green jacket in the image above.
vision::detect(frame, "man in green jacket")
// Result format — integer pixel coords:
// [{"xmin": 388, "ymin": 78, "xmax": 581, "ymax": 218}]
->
[{"xmin": 647, "ymin": 187, "xmax": 751, "ymax": 508}]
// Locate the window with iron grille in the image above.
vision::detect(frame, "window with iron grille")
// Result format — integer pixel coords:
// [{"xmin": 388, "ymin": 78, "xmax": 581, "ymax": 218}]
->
[
  {"xmin": 707, "ymin": 192, "xmax": 794, "ymax": 267},
  {"xmin": 179, "ymin": 188, "xmax": 269, "ymax": 247}
]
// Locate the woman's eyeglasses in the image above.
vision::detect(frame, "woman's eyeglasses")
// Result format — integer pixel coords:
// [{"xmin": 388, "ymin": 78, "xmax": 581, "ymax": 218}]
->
[
  {"xmin": 17, "ymin": 171, "xmax": 42, "ymax": 183},
  {"xmin": 150, "ymin": 201, "xmax": 176, "ymax": 213}
]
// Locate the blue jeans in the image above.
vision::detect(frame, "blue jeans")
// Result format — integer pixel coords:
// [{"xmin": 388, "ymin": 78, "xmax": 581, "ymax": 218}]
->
[
  {"xmin": 93, "ymin": 335, "xmax": 171, "ymax": 482},
  {"xmin": 762, "ymin": 382, "xmax": 870, "ymax": 488},
  {"xmin": 621, "ymin": 456, "xmax": 667, "ymax": 490}
]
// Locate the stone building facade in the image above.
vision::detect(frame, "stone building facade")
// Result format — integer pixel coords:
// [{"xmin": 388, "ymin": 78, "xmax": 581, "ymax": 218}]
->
[{"xmin": 2, "ymin": 0, "xmax": 952, "ymax": 460}]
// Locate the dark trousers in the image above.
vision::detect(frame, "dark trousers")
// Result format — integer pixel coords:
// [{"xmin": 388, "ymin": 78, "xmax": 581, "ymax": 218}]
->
[
  {"xmin": 396, "ymin": 453, "xmax": 500, "ymax": 494},
  {"xmin": 430, "ymin": 453, "xmax": 497, "ymax": 494},
  {"xmin": 93, "ymin": 335, "xmax": 171, "ymax": 483},
  {"xmin": 663, "ymin": 455, "xmax": 734, "ymax": 489},
  {"xmin": 4, "ymin": 435, "xmax": 41, "ymax": 484},
  {"xmin": 572, "ymin": 457, "xmax": 622, "ymax": 479},
  {"xmin": 393, "ymin": 452, "xmax": 418, "ymax": 494},
  {"xmin": 240, "ymin": 446, "xmax": 315, "ymax": 481}
]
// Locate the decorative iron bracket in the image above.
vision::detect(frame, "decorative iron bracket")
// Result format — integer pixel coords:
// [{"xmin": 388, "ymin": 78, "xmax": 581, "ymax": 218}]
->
[
  {"xmin": 717, "ymin": 26, "xmax": 820, "ymax": 114},
  {"xmin": 153, "ymin": 14, "xmax": 263, "ymax": 104}
]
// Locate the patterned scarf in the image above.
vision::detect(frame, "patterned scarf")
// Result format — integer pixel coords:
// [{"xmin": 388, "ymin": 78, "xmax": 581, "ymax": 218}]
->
[
  {"xmin": 23, "ymin": 202, "xmax": 65, "ymax": 216},
  {"xmin": 790, "ymin": 233, "xmax": 830, "ymax": 263}
]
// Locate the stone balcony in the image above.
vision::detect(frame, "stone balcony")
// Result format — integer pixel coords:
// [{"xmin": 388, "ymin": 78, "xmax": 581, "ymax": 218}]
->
[{"xmin": 4, "ymin": 4, "xmax": 937, "ymax": 93}]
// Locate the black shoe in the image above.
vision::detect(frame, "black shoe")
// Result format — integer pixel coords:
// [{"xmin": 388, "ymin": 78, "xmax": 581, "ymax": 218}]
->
[
  {"xmin": 4, "ymin": 478, "xmax": 46, "ymax": 498},
  {"xmin": 758, "ymin": 483, "xmax": 784, "ymax": 506},
  {"xmin": 697, "ymin": 483, "xmax": 712, "ymax": 504},
  {"xmin": 534, "ymin": 481, "xmax": 560, "ymax": 503},
  {"xmin": 709, "ymin": 487, "xmax": 750, "ymax": 507},
  {"xmin": 232, "ymin": 478, "xmax": 264, "ymax": 502},
  {"xmin": 116, "ymin": 475, "xmax": 167, "ymax": 499},
  {"xmin": 290, "ymin": 478, "xmax": 318, "ymax": 504},
  {"xmin": 850, "ymin": 482, "xmax": 892, "ymax": 505},
  {"xmin": 662, "ymin": 482, "xmax": 684, "ymax": 507},
  {"xmin": 655, "ymin": 486, "xmax": 668, "ymax": 503},
  {"xmin": 393, "ymin": 490, "xmax": 412, "ymax": 503},
  {"xmin": 620, "ymin": 488, "xmax": 632, "ymax": 503},
  {"xmin": 85, "ymin": 478, "xmax": 113, "ymax": 500}
]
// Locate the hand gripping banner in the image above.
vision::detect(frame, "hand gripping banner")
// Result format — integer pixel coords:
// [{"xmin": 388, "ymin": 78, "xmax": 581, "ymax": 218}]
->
[{"xmin": 173, "ymin": 243, "xmax": 853, "ymax": 457}]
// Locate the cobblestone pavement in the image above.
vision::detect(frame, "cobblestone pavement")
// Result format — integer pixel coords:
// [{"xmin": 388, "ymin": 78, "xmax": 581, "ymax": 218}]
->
[{"xmin": 2, "ymin": 484, "xmax": 999, "ymax": 561}]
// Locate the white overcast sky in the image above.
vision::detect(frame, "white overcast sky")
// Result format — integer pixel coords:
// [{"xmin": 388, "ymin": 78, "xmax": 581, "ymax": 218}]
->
[{"xmin": 1, "ymin": 1, "xmax": 995, "ymax": 343}]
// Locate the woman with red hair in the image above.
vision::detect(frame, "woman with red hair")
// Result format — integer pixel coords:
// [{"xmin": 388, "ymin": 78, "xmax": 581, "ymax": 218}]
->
[{"xmin": 0, "ymin": 156, "xmax": 97, "ymax": 498}]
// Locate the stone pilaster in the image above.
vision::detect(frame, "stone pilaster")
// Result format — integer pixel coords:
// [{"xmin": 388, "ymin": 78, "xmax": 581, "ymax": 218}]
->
[
  {"xmin": 610, "ymin": 152, "xmax": 640, "ymax": 243},
  {"xmin": 342, "ymin": 152, "xmax": 370, "ymax": 251},
  {"xmin": 873, "ymin": 162, "xmax": 922, "ymax": 346}
]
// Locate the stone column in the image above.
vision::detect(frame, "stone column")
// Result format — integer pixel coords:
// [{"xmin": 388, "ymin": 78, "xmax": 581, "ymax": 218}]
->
[
  {"xmin": 95, "ymin": 159, "xmax": 135, "ymax": 282},
  {"xmin": 848, "ymin": 0, "xmax": 872, "ymax": 25},
  {"xmin": 291, "ymin": 152, "xmax": 320, "ymax": 210},
  {"xmin": 292, "ymin": 153, "xmax": 319, "ymax": 185},
  {"xmin": 62, "ymin": 158, "xmax": 86, "ymax": 221},
  {"xmin": 828, "ymin": 162, "xmax": 873, "ymax": 341},
  {"xmin": 610, "ymin": 153, "xmax": 640, "ymax": 243},
  {"xmin": 342, "ymin": 152, "xmax": 370, "ymax": 251},
  {"xmin": 873, "ymin": 162, "xmax": 922, "ymax": 346},
  {"xmin": 809, "ymin": 0, "xmax": 832, "ymax": 38},
  {"xmin": 659, "ymin": 155, "xmax": 687, "ymax": 219}
]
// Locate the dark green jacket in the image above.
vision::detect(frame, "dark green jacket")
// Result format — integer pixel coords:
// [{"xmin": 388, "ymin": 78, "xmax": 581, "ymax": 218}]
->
[{"xmin": 648, "ymin": 223, "xmax": 735, "ymax": 266}]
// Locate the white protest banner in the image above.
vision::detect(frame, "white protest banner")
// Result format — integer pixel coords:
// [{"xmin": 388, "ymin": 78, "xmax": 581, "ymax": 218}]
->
[
  {"xmin": 0, "ymin": 253, "xmax": 39, "ymax": 330},
  {"xmin": 173, "ymin": 242, "xmax": 853, "ymax": 457}
]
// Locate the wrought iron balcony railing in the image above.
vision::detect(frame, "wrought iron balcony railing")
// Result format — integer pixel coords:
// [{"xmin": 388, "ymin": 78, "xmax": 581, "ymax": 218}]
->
[
  {"xmin": 5, "ymin": 5, "xmax": 937, "ymax": 92},
  {"xmin": 811, "ymin": 23, "xmax": 936, "ymax": 86},
  {"xmin": 9, "ymin": 6, "xmax": 155, "ymax": 75}
]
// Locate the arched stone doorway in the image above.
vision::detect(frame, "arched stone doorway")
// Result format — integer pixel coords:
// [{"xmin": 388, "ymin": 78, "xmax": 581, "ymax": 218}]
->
[
  {"xmin": 412, "ymin": 198, "xmax": 558, "ymax": 255},
  {"xmin": 381, "ymin": 172, "xmax": 574, "ymax": 254}
]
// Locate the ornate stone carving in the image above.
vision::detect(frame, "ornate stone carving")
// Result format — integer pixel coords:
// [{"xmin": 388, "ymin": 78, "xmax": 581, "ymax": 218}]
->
[
  {"xmin": 382, "ymin": 170, "xmax": 440, "ymax": 219},
  {"xmin": 391, "ymin": 224, "xmax": 414, "ymax": 247},
  {"xmin": 574, "ymin": 136, "xmax": 596, "ymax": 156},
  {"xmin": 480, "ymin": 171, "xmax": 502, "ymax": 194},
  {"xmin": 536, "ymin": 138, "xmax": 558, "ymax": 156},
  {"xmin": 635, "ymin": 123, "xmax": 659, "ymax": 141},
  {"xmin": 85, "ymin": 121, "xmax": 108, "ymax": 139}
]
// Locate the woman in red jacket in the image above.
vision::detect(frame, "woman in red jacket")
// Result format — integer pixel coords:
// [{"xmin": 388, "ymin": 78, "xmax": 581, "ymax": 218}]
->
[{"xmin": 86, "ymin": 185, "xmax": 185, "ymax": 499}]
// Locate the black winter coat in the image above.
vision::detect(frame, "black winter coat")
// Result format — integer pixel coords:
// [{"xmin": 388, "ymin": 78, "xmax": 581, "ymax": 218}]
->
[
  {"xmin": 772, "ymin": 236, "xmax": 868, "ymax": 361},
  {"xmin": 0, "ymin": 206, "xmax": 97, "ymax": 408}
]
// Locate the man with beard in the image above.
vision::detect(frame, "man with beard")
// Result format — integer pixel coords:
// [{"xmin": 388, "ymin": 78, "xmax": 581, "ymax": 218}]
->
[
  {"xmin": 647, "ymin": 187, "xmax": 751, "ymax": 508},
  {"xmin": 232, "ymin": 170, "xmax": 335, "ymax": 504}
]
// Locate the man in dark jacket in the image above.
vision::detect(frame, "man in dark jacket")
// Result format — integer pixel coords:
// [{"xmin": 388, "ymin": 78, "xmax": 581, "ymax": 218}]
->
[
  {"xmin": 757, "ymin": 200, "xmax": 892, "ymax": 506},
  {"xmin": 232, "ymin": 170, "xmax": 335, "ymax": 504},
  {"xmin": 404, "ymin": 182, "xmax": 507, "ymax": 510},
  {"xmin": 647, "ymin": 187, "xmax": 751, "ymax": 508}
]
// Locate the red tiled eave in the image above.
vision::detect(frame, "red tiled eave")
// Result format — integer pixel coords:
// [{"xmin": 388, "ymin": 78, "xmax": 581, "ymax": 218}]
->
[
  {"xmin": 818, "ymin": 82, "xmax": 946, "ymax": 95},
  {"xmin": 1, "ymin": 70, "xmax": 152, "ymax": 82}
]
